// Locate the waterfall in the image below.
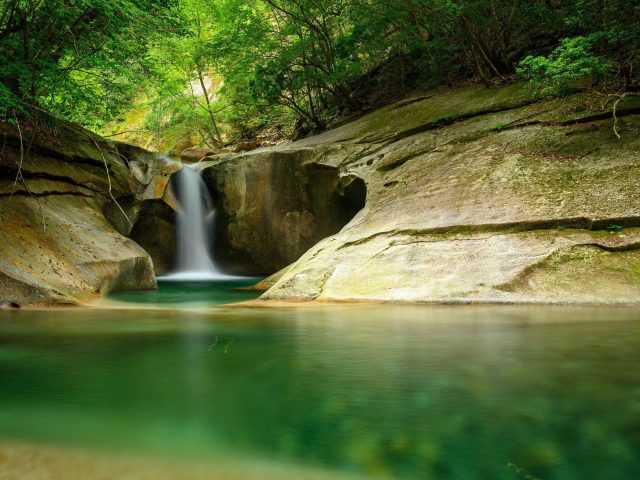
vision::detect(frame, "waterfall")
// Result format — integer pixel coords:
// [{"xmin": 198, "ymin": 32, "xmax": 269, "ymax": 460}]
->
[{"xmin": 161, "ymin": 165, "xmax": 231, "ymax": 281}]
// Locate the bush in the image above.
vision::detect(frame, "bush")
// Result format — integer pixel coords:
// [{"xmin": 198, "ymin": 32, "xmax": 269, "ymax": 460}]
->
[{"xmin": 517, "ymin": 36, "xmax": 612, "ymax": 96}]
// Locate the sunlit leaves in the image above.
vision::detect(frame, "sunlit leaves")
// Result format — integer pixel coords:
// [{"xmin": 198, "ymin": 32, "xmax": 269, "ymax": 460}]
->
[{"xmin": 0, "ymin": 0, "xmax": 176, "ymax": 126}]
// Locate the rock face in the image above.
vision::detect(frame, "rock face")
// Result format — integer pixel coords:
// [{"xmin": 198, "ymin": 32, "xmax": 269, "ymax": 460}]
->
[
  {"xmin": 210, "ymin": 83, "xmax": 640, "ymax": 304},
  {"xmin": 201, "ymin": 150, "xmax": 366, "ymax": 274},
  {"xmin": 103, "ymin": 146, "xmax": 181, "ymax": 275},
  {"xmin": 0, "ymin": 120, "xmax": 180, "ymax": 306},
  {"xmin": 3, "ymin": 82, "xmax": 639, "ymax": 306}
]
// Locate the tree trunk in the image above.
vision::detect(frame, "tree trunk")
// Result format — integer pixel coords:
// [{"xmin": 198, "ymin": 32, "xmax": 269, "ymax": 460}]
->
[{"xmin": 197, "ymin": 68, "xmax": 222, "ymax": 148}]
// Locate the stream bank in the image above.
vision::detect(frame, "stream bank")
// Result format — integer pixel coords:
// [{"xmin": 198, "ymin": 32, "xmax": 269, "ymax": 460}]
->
[
  {"xmin": 2, "ymin": 82, "xmax": 640, "ymax": 306},
  {"xmin": 201, "ymin": 83, "xmax": 640, "ymax": 304}
]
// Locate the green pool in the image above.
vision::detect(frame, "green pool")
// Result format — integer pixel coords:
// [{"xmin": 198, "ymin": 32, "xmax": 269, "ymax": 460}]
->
[{"xmin": 0, "ymin": 281, "xmax": 638, "ymax": 479}]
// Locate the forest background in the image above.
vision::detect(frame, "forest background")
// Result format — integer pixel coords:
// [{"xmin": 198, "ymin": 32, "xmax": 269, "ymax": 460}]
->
[{"xmin": 0, "ymin": 0, "xmax": 638, "ymax": 151}]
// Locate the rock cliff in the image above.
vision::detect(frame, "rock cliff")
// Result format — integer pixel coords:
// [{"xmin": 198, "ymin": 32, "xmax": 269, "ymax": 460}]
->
[
  {"xmin": 201, "ymin": 151, "xmax": 365, "ymax": 274},
  {"xmin": 204, "ymin": 83, "xmax": 640, "ymax": 304},
  {"xmin": 0, "ymin": 119, "xmax": 179, "ymax": 306},
  {"xmin": 3, "ymin": 82, "xmax": 639, "ymax": 306}
]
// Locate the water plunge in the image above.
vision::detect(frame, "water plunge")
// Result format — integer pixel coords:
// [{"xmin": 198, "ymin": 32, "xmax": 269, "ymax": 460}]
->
[{"xmin": 161, "ymin": 165, "xmax": 232, "ymax": 281}]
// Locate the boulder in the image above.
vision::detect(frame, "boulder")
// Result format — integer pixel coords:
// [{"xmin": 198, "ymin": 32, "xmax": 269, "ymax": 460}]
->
[
  {"xmin": 179, "ymin": 147, "xmax": 219, "ymax": 163},
  {"xmin": 0, "ymin": 120, "xmax": 163, "ymax": 306},
  {"xmin": 232, "ymin": 141, "xmax": 262, "ymax": 153},
  {"xmin": 201, "ymin": 150, "xmax": 366, "ymax": 275},
  {"xmin": 171, "ymin": 139, "xmax": 194, "ymax": 156}
]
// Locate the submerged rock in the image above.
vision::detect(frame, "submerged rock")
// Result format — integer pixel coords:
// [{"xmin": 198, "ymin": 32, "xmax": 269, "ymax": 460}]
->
[{"xmin": 214, "ymin": 83, "xmax": 640, "ymax": 304}]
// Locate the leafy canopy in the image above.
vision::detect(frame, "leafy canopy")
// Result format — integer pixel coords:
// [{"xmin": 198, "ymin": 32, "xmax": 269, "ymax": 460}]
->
[
  {"xmin": 1, "ymin": 0, "xmax": 638, "ymax": 146},
  {"xmin": 0, "ymin": 0, "xmax": 176, "ymax": 127}
]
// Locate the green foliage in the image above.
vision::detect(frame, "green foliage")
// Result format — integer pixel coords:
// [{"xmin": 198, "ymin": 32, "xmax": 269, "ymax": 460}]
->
[
  {"xmin": 2, "ymin": 0, "xmax": 639, "ymax": 145},
  {"xmin": 518, "ymin": 36, "xmax": 612, "ymax": 96},
  {"xmin": 0, "ymin": 0, "xmax": 175, "ymax": 126},
  {"xmin": 0, "ymin": 83, "xmax": 19, "ymax": 114},
  {"xmin": 518, "ymin": 0, "xmax": 640, "ymax": 96},
  {"xmin": 135, "ymin": 0, "xmax": 639, "ymax": 144}
]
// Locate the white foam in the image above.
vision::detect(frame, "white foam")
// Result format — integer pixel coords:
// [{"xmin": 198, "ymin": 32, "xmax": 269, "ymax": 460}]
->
[{"xmin": 157, "ymin": 271, "xmax": 240, "ymax": 282}]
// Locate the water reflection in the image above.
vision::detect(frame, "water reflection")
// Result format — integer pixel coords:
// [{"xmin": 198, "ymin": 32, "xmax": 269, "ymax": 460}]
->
[{"xmin": 0, "ymin": 298, "xmax": 638, "ymax": 479}]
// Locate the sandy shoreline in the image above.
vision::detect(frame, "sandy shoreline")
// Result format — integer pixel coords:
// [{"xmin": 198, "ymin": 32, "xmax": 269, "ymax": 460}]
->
[{"xmin": 0, "ymin": 439, "xmax": 364, "ymax": 480}]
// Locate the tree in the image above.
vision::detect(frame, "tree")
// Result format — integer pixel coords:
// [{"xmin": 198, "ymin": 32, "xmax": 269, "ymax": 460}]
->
[
  {"xmin": 518, "ymin": 0, "xmax": 639, "ymax": 94},
  {"xmin": 0, "ymin": 0, "xmax": 175, "ymax": 127},
  {"xmin": 4, "ymin": 0, "xmax": 637, "ymax": 144}
]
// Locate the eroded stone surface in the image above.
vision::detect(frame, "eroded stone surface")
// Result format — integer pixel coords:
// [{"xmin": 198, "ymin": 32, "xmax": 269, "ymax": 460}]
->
[
  {"xmin": 240, "ymin": 83, "xmax": 640, "ymax": 304},
  {"xmin": 0, "ymin": 121, "xmax": 165, "ymax": 306},
  {"xmin": 201, "ymin": 150, "xmax": 366, "ymax": 274}
]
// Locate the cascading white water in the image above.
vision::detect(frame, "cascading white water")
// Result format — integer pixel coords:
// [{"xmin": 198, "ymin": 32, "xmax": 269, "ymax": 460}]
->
[{"xmin": 161, "ymin": 165, "xmax": 232, "ymax": 281}]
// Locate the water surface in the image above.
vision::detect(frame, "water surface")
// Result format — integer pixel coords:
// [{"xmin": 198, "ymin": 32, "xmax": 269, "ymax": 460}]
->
[
  {"xmin": 0, "ymin": 281, "xmax": 638, "ymax": 479},
  {"xmin": 110, "ymin": 278, "xmax": 260, "ymax": 306}
]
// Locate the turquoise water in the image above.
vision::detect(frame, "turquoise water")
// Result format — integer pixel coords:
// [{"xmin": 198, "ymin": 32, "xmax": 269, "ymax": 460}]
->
[
  {"xmin": 110, "ymin": 278, "xmax": 261, "ymax": 305},
  {"xmin": 0, "ymin": 281, "xmax": 639, "ymax": 479}
]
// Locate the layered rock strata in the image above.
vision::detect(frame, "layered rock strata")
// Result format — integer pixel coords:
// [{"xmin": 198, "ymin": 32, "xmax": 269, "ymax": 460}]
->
[
  {"xmin": 205, "ymin": 83, "xmax": 640, "ymax": 304},
  {"xmin": 0, "ymin": 120, "xmax": 179, "ymax": 306}
]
